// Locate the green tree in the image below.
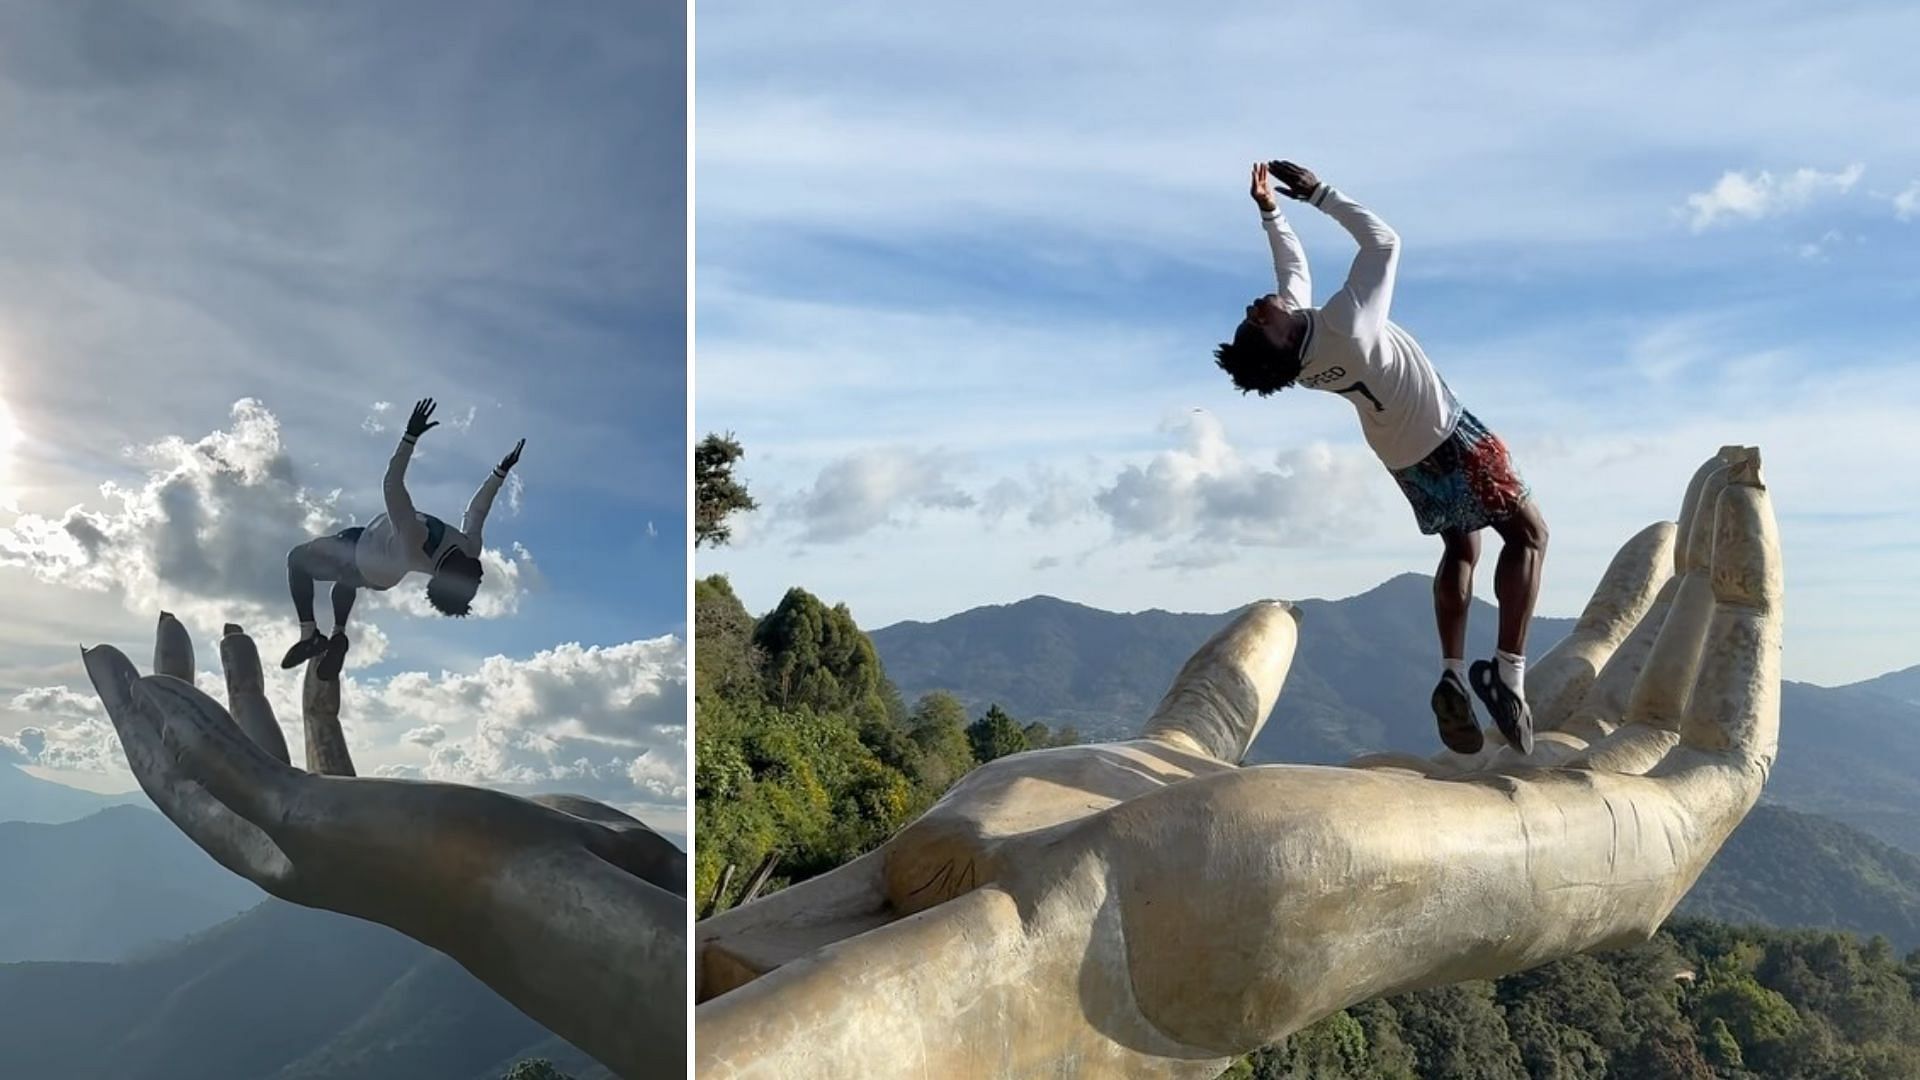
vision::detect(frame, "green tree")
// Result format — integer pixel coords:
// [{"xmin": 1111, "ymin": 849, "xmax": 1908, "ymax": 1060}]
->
[
  {"xmin": 695, "ymin": 431, "xmax": 756, "ymax": 548},
  {"xmin": 754, "ymin": 587, "xmax": 892, "ymax": 721},
  {"xmin": 502, "ymin": 1061, "xmax": 574, "ymax": 1080},
  {"xmin": 1021, "ymin": 720, "xmax": 1053, "ymax": 749},
  {"xmin": 968, "ymin": 704, "xmax": 1028, "ymax": 763},
  {"xmin": 695, "ymin": 575, "xmax": 763, "ymax": 702},
  {"xmin": 1701, "ymin": 1016, "xmax": 1744, "ymax": 1070},
  {"xmin": 909, "ymin": 691, "xmax": 976, "ymax": 792}
]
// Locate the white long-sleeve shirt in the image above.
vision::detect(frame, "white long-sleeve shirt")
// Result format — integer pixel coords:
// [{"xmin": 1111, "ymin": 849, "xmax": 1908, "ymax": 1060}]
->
[
  {"xmin": 351, "ymin": 434, "xmax": 504, "ymax": 589},
  {"xmin": 1264, "ymin": 185, "xmax": 1460, "ymax": 470}
]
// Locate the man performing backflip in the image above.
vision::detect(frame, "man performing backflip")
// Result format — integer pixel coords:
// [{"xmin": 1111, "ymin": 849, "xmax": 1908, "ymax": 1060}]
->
[
  {"xmin": 280, "ymin": 398, "xmax": 525, "ymax": 681},
  {"xmin": 1213, "ymin": 161, "xmax": 1548, "ymax": 755}
]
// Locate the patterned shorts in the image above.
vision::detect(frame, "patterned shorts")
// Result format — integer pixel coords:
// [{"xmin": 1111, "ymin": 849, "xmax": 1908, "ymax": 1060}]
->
[{"xmin": 1391, "ymin": 411, "xmax": 1530, "ymax": 535}]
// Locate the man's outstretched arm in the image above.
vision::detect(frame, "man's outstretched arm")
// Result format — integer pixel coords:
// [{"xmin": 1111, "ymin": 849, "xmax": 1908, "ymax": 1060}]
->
[
  {"xmin": 1251, "ymin": 162, "xmax": 1312, "ymax": 309},
  {"xmin": 1271, "ymin": 161, "xmax": 1399, "ymax": 341},
  {"xmin": 461, "ymin": 438, "xmax": 523, "ymax": 551},
  {"xmin": 383, "ymin": 399, "xmax": 436, "ymax": 549}
]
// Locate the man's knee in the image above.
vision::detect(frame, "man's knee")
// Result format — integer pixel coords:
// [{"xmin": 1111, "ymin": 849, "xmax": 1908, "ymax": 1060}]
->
[
  {"xmin": 1440, "ymin": 531, "xmax": 1480, "ymax": 567},
  {"xmin": 1498, "ymin": 505, "xmax": 1548, "ymax": 551}
]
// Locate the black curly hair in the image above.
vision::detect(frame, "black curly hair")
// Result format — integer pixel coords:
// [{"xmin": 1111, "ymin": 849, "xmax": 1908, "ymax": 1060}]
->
[
  {"xmin": 1214, "ymin": 318, "xmax": 1305, "ymax": 397},
  {"xmin": 426, "ymin": 550, "xmax": 484, "ymax": 617}
]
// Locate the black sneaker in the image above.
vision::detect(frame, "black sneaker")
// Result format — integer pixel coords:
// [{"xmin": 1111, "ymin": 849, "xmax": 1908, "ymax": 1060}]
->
[
  {"xmin": 280, "ymin": 632, "xmax": 327, "ymax": 670},
  {"xmin": 1431, "ymin": 670, "xmax": 1485, "ymax": 755},
  {"xmin": 1469, "ymin": 659, "xmax": 1535, "ymax": 755},
  {"xmin": 316, "ymin": 630, "xmax": 350, "ymax": 682}
]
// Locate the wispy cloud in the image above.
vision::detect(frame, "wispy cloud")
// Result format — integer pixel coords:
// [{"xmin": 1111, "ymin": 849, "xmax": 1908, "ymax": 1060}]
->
[
  {"xmin": 790, "ymin": 447, "xmax": 978, "ymax": 542},
  {"xmin": 1684, "ymin": 164, "xmax": 1865, "ymax": 232},
  {"xmin": 1896, "ymin": 181, "xmax": 1920, "ymax": 222},
  {"xmin": 361, "ymin": 401, "xmax": 393, "ymax": 435}
]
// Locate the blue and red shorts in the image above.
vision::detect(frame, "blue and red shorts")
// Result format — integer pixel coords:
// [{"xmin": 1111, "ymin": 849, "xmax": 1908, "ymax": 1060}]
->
[{"xmin": 1391, "ymin": 411, "xmax": 1530, "ymax": 535}]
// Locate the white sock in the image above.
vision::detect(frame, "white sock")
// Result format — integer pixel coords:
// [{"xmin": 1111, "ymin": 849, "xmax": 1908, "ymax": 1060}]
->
[
  {"xmin": 1496, "ymin": 649, "xmax": 1526, "ymax": 695},
  {"xmin": 1443, "ymin": 658, "xmax": 1467, "ymax": 683},
  {"xmin": 299, "ymin": 620, "xmax": 316, "ymax": 638}
]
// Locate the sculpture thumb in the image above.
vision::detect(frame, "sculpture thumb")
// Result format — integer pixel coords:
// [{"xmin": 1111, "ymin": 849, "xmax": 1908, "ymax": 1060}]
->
[{"xmin": 1141, "ymin": 600, "xmax": 1299, "ymax": 763}]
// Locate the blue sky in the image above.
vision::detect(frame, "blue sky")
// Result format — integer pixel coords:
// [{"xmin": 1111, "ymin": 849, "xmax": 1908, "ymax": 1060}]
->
[
  {"xmin": 695, "ymin": 0, "xmax": 1920, "ymax": 687},
  {"xmin": 0, "ymin": 2, "xmax": 687, "ymax": 837}
]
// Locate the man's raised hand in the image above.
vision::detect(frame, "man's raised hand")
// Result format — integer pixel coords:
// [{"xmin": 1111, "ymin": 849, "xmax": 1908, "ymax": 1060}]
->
[
  {"xmin": 1250, "ymin": 162, "xmax": 1278, "ymax": 213},
  {"xmin": 406, "ymin": 398, "xmax": 440, "ymax": 440},
  {"xmin": 499, "ymin": 438, "xmax": 526, "ymax": 473},
  {"xmin": 1266, "ymin": 160, "xmax": 1320, "ymax": 201}
]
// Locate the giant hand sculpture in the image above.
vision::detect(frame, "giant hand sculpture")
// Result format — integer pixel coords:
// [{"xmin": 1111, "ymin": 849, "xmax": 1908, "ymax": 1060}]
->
[
  {"xmin": 695, "ymin": 446, "xmax": 1779, "ymax": 1079},
  {"xmin": 83, "ymin": 621, "xmax": 687, "ymax": 1079}
]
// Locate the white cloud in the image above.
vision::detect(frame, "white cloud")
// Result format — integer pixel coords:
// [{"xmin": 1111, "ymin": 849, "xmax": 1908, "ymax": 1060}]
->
[
  {"xmin": 0, "ymin": 399, "xmax": 342, "ymax": 627},
  {"xmin": 982, "ymin": 465, "xmax": 1092, "ymax": 529},
  {"xmin": 402, "ymin": 723, "xmax": 447, "ymax": 747},
  {"xmin": 1895, "ymin": 181, "xmax": 1920, "ymax": 222},
  {"xmin": 1093, "ymin": 410, "xmax": 1386, "ymax": 561},
  {"xmin": 364, "ymin": 636, "xmax": 687, "ymax": 806},
  {"xmin": 361, "ymin": 401, "xmax": 393, "ymax": 435},
  {"xmin": 1685, "ymin": 163, "xmax": 1864, "ymax": 231},
  {"xmin": 1795, "ymin": 229, "xmax": 1849, "ymax": 261},
  {"xmin": 789, "ymin": 446, "xmax": 977, "ymax": 542},
  {"xmin": 0, "ymin": 687, "xmax": 121, "ymax": 774}
]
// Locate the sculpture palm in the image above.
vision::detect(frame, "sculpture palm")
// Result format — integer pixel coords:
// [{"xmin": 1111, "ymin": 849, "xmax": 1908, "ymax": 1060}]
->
[
  {"xmin": 83, "ymin": 621, "xmax": 686, "ymax": 1079},
  {"xmin": 695, "ymin": 446, "xmax": 1779, "ymax": 1079}
]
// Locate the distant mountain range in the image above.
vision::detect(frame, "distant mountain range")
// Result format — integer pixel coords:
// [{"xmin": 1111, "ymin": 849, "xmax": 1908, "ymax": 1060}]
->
[
  {"xmin": 0, "ymin": 805, "xmax": 258, "ymax": 963},
  {"xmin": 1848, "ymin": 662, "xmax": 1920, "ymax": 707},
  {"xmin": 872, "ymin": 575, "xmax": 1920, "ymax": 857},
  {"xmin": 872, "ymin": 574, "xmax": 1574, "ymax": 760},
  {"xmin": 0, "ymin": 897, "xmax": 610, "ymax": 1080},
  {"xmin": 1679, "ymin": 803, "xmax": 1920, "ymax": 952},
  {"xmin": 0, "ymin": 762, "xmax": 143, "ymax": 825}
]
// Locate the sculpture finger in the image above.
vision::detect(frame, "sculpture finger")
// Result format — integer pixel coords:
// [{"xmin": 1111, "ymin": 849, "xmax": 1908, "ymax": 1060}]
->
[
  {"xmin": 301, "ymin": 657, "xmax": 356, "ymax": 776},
  {"xmin": 1556, "ymin": 448, "xmax": 1740, "ymax": 740},
  {"xmin": 1567, "ymin": 725, "xmax": 1679, "ymax": 776},
  {"xmin": 136, "ymin": 673, "xmax": 304, "ymax": 827},
  {"xmin": 1676, "ymin": 449, "xmax": 1781, "ymax": 766},
  {"xmin": 219, "ymin": 624, "xmax": 292, "ymax": 766},
  {"xmin": 1140, "ymin": 600, "xmax": 1300, "ymax": 764},
  {"xmin": 83, "ymin": 645, "xmax": 293, "ymax": 887},
  {"xmin": 1529, "ymin": 521, "xmax": 1674, "ymax": 732},
  {"xmin": 1671, "ymin": 447, "xmax": 1742, "ymax": 573},
  {"xmin": 1620, "ymin": 460, "xmax": 1736, "ymax": 730},
  {"xmin": 1556, "ymin": 576, "xmax": 1675, "ymax": 741},
  {"xmin": 154, "ymin": 611, "xmax": 194, "ymax": 681}
]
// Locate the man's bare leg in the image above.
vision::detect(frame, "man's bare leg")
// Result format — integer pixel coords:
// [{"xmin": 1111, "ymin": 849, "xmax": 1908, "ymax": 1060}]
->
[
  {"xmin": 1435, "ymin": 527, "xmax": 1479, "ymax": 659},
  {"xmin": 1488, "ymin": 500, "xmax": 1549, "ymax": 657},
  {"xmin": 1470, "ymin": 499, "xmax": 1549, "ymax": 753},
  {"xmin": 1431, "ymin": 528, "xmax": 1484, "ymax": 753}
]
